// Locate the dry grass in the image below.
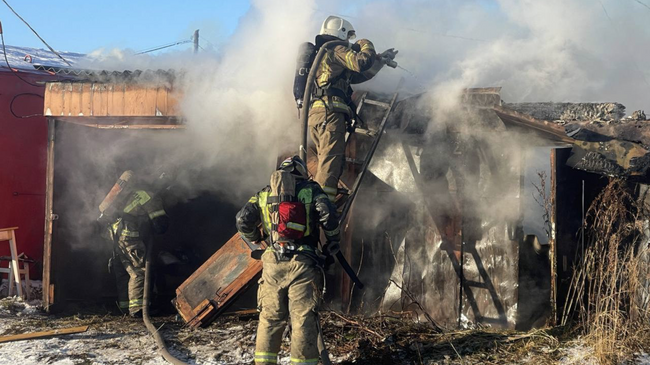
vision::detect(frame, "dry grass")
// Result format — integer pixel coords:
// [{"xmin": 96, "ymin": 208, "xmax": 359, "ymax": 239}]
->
[{"xmin": 562, "ymin": 179, "xmax": 650, "ymax": 364}]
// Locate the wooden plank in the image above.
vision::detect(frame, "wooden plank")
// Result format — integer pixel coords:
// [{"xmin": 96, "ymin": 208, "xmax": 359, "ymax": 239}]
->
[
  {"xmin": 44, "ymin": 82, "xmax": 181, "ymax": 117},
  {"xmin": 143, "ymin": 87, "xmax": 157, "ymax": 116},
  {"xmin": 61, "ymin": 83, "xmax": 74, "ymax": 116},
  {"xmin": 47, "ymin": 83, "xmax": 65, "ymax": 116},
  {"xmin": 69, "ymin": 83, "xmax": 82, "ymax": 116},
  {"xmin": 0, "ymin": 227, "xmax": 18, "ymax": 241},
  {"xmin": 113, "ymin": 84, "xmax": 126, "ymax": 116},
  {"xmin": 175, "ymin": 233, "xmax": 263, "ymax": 327},
  {"xmin": 167, "ymin": 90, "xmax": 179, "ymax": 116},
  {"xmin": 42, "ymin": 119, "xmax": 56, "ymax": 311},
  {"xmin": 8, "ymin": 230, "xmax": 23, "ymax": 298},
  {"xmin": 493, "ymin": 106, "xmax": 573, "ymax": 143},
  {"xmin": 0, "ymin": 326, "xmax": 89, "ymax": 343},
  {"xmin": 155, "ymin": 87, "xmax": 168, "ymax": 116},
  {"xmin": 81, "ymin": 83, "xmax": 92, "ymax": 116}
]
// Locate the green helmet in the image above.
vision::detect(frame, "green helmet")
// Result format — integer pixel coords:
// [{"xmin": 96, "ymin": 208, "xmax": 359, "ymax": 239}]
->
[{"xmin": 279, "ymin": 156, "xmax": 308, "ymax": 179}]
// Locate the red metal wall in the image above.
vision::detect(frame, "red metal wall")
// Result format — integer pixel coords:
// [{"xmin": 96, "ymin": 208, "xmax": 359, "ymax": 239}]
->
[{"xmin": 0, "ymin": 70, "xmax": 50, "ymax": 278}]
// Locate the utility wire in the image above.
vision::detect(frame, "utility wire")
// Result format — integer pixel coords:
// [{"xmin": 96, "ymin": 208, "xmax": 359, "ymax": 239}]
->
[
  {"xmin": 135, "ymin": 39, "xmax": 192, "ymax": 55},
  {"xmin": 1, "ymin": 31, "xmax": 42, "ymax": 87},
  {"xmin": 1, "ymin": 0, "xmax": 72, "ymax": 66},
  {"xmin": 200, "ymin": 35, "xmax": 217, "ymax": 48},
  {"xmin": 632, "ymin": 0, "xmax": 650, "ymax": 11}
]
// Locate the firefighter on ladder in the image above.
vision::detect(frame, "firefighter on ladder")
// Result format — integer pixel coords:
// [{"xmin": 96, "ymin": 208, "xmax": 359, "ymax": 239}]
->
[
  {"xmin": 307, "ymin": 15, "xmax": 398, "ymax": 201},
  {"xmin": 100, "ymin": 170, "xmax": 170, "ymax": 317},
  {"xmin": 236, "ymin": 156, "xmax": 340, "ymax": 365}
]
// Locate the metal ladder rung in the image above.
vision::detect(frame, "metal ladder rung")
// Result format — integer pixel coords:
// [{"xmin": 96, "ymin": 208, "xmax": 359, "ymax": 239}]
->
[
  {"xmin": 364, "ymin": 99, "xmax": 391, "ymax": 108},
  {"xmin": 354, "ymin": 128, "xmax": 375, "ymax": 138}
]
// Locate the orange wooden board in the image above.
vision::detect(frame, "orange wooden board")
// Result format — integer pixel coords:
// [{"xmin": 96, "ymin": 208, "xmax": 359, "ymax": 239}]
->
[{"xmin": 174, "ymin": 233, "xmax": 263, "ymax": 327}]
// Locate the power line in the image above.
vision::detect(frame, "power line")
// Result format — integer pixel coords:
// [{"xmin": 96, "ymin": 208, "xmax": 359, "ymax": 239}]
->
[
  {"xmin": 1, "ymin": 0, "xmax": 71, "ymax": 66},
  {"xmin": 632, "ymin": 0, "xmax": 650, "ymax": 11},
  {"xmin": 1, "ymin": 30, "xmax": 42, "ymax": 87},
  {"xmin": 200, "ymin": 36, "xmax": 217, "ymax": 48},
  {"xmin": 135, "ymin": 39, "xmax": 192, "ymax": 55}
]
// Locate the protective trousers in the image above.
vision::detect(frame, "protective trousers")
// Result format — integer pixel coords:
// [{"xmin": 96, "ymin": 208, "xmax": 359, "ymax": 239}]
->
[
  {"xmin": 255, "ymin": 250, "xmax": 322, "ymax": 365},
  {"xmin": 112, "ymin": 235, "xmax": 146, "ymax": 315},
  {"xmin": 309, "ymin": 109, "xmax": 347, "ymax": 201}
]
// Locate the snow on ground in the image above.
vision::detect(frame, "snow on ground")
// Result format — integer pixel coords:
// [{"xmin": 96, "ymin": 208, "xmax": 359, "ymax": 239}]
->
[
  {"xmin": 1, "ymin": 301, "xmax": 649, "ymax": 365},
  {"xmin": 556, "ymin": 343, "xmax": 598, "ymax": 365},
  {"xmin": 0, "ymin": 44, "xmax": 86, "ymax": 70}
]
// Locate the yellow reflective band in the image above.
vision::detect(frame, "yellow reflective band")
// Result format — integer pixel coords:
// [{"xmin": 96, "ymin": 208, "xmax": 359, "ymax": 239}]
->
[
  {"xmin": 148, "ymin": 209, "xmax": 166, "ymax": 219},
  {"xmin": 345, "ymin": 50, "xmax": 358, "ymax": 71},
  {"xmin": 254, "ymin": 352, "xmax": 278, "ymax": 363},
  {"xmin": 286, "ymin": 222, "xmax": 306, "ymax": 232},
  {"xmin": 123, "ymin": 191, "xmax": 152, "ymax": 214},
  {"xmin": 290, "ymin": 358, "xmax": 319, "ymax": 365},
  {"xmin": 258, "ymin": 192, "xmax": 272, "ymax": 234},
  {"xmin": 129, "ymin": 299, "xmax": 143, "ymax": 308},
  {"xmin": 311, "ymin": 99, "xmax": 350, "ymax": 112},
  {"xmin": 248, "ymin": 196, "xmax": 258, "ymax": 204},
  {"xmin": 255, "ymin": 352, "xmax": 278, "ymax": 357},
  {"xmin": 111, "ymin": 219, "xmax": 122, "ymax": 234},
  {"xmin": 120, "ymin": 229, "xmax": 139, "ymax": 238},
  {"xmin": 325, "ymin": 226, "xmax": 340, "ymax": 237},
  {"xmin": 361, "ymin": 43, "xmax": 374, "ymax": 52}
]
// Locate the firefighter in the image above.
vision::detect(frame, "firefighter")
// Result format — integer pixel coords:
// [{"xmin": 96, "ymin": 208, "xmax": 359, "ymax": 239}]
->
[
  {"xmin": 308, "ymin": 15, "xmax": 398, "ymax": 201},
  {"xmin": 236, "ymin": 156, "xmax": 340, "ymax": 365},
  {"xmin": 104, "ymin": 171, "xmax": 170, "ymax": 317}
]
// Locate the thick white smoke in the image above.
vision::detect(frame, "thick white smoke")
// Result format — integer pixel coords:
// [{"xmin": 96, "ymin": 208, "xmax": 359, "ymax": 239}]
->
[{"xmin": 68, "ymin": 0, "xmax": 650, "ymax": 214}]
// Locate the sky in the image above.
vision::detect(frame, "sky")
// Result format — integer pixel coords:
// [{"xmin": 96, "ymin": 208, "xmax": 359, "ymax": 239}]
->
[
  {"xmin": 1, "ymin": 0, "xmax": 650, "ymax": 112},
  {"xmin": 0, "ymin": 0, "xmax": 251, "ymax": 53}
]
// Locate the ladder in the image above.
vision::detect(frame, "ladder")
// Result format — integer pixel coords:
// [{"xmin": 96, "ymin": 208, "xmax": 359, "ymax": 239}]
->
[{"xmin": 338, "ymin": 92, "xmax": 399, "ymax": 223}]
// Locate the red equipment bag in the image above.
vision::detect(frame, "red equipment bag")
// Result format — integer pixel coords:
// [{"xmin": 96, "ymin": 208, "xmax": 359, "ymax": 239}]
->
[{"xmin": 277, "ymin": 201, "xmax": 307, "ymax": 240}]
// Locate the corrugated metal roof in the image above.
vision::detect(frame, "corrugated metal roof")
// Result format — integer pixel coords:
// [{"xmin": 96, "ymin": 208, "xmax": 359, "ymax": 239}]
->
[{"xmin": 34, "ymin": 65, "xmax": 176, "ymax": 84}]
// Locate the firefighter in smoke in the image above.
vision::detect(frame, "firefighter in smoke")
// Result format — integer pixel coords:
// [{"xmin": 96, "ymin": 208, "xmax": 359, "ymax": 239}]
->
[
  {"xmin": 236, "ymin": 156, "xmax": 340, "ymax": 365},
  {"xmin": 99, "ymin": 170, "xmax": 170, "ymax": 317},
  {"xmin": 299, "ymin": 15, "xmax": 398, "ymax": 201}
]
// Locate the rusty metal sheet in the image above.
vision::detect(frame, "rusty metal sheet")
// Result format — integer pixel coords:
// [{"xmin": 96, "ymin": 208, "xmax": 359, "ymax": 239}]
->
[{"xmin": 174, "ymin": 233, "xmax": 263, "ymax": 328}]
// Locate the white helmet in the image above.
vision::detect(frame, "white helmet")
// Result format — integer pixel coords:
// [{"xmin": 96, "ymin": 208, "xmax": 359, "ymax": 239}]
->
[{"xmin": 319, "ymin": 16, "xmax": 356, "ymax": 41}]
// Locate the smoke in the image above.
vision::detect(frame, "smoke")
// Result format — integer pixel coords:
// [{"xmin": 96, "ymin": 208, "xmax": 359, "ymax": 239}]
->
[
  {"xmin": 324, "ymin": 0, "xmax": 650, "ymax": 111},
  {"xmin": 52, "ymin": 0, "xmax": 650, "ymax": 312},
  {"xmin": 70, "ymin": 0, "xmax": 650, "ymax": 204}
]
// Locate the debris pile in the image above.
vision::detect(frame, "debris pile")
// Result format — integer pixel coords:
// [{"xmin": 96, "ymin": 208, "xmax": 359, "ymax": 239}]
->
[{"xmin": 503, "ymin": 102, "xmax": 626, "ymax": 124}]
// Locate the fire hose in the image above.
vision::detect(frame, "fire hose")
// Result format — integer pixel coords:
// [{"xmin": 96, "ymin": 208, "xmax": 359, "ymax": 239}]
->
[{"xmin": 143, "ymin": 243, "xmax": 189, "ymax": 365}]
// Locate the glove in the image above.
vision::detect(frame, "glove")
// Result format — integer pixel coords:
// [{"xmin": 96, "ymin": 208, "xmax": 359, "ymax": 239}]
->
[
  {"xmin": 379, "ymin": 48, "xmax": 398, "ymax": 60},
  {"xmin": 378, "ymin": 48, "xmax": 399, "ymax": 68},
  {"xmin": 322, "ymin": 241, "xmax": 341, "ymax": 256}
]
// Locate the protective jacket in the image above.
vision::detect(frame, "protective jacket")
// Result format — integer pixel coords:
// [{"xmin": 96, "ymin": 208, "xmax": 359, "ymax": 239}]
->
[
  {"xmin": 310, "ymin": 37, "xmax": 380, "ymax": 116},
  {"xmin": 236, "ymin": 177, "xmax": 337, "ymax": 365},
  {"xmin": 236, "ymin": 179, "xmax": 340, "ymax": 246},
  {"xmin": 107, "ymin": 189, "xmax": 168, "ymax": 314}
]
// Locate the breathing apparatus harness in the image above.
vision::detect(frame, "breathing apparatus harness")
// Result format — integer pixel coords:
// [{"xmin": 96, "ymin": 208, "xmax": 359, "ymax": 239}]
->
[{"xmin": 293, "ymin": 39, "xmax": 363, "ymax": 133}]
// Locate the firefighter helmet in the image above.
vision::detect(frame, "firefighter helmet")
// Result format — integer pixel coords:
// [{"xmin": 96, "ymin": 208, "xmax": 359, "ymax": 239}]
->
[
  {"xmin": 279, "ymin": 156, "xmax": 309, "ymax": 179},
  {"xmin": 320, "ymin": 15, "xmax": 356, "ymax": 41}
]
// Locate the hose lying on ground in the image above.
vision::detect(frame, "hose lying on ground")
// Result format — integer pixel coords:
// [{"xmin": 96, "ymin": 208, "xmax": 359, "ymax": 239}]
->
[{"xmin": 143, "ymin": 245, "xmax": 190, "ymax": 365}]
